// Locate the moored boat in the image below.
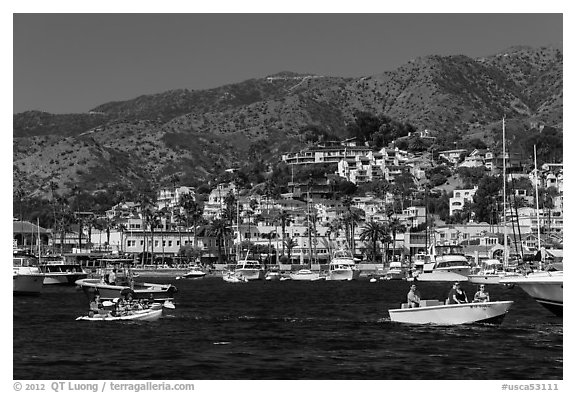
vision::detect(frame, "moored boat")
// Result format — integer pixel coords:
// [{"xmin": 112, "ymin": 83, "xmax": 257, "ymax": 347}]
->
[
  {"xmin": 181, "ymin": 265, "xmax": 206, "ymax": 279},
  {"xmin": 289, "ymin": 268, "xmax": 322, "ymax": 281},
  {"xmin": 468, "ymin": 259, "xmax": 521, "ymax": 285},
  {"xmin": 384, "ymin": 261, "xmax": 406, "ymax": 280},
  {"xmin": 222, "ymin": 271, "xmax": 248, "ymax": 283},
  {"xmin": 75, "ymin": 258, "xmax": 177, "ymax": 302},
  {"xmin": 39, "ymin": 256, "xmax": 88, "ymax": 285},
  {"xmin": 413, "ymin": 245, "xmax": 471, "ymax": 282},
  {"xmin": 388, "ymin": 300, "xmax": 514, "ymax": 325},
  {"xmin": 234, "ymin": 259, "xmax": 265, "ymax": 280},
  {"xmin": 325, "ymin": 249, "xmax": 360, "ymax": 281},
  {"xmin": 500, "ymin": 271, "xmax": 563, "ymax": 316},
  {"xmin": 13, "ymin": 256, "xmax": 44, "ymax": 295}
]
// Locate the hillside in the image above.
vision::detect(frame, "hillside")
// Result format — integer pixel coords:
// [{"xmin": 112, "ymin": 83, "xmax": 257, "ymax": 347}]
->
[{"xmin": 13, "ymin": 46, "xmax": 563, "ymax": 200}]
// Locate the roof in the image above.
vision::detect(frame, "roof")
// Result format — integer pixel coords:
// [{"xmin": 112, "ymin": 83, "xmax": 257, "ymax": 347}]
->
[{"xmin": 13, "ymin": 220, "xmax": 50, "ymax": 234}]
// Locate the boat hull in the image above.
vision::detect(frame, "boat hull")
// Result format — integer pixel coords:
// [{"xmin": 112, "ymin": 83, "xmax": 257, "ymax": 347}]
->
[
  {"xmin": 76, "ymin": 308, "xmax": 163, "ymax": 322},
  {"xmin": 13, "ymin": 273, "xmax": 44, "ymax": 295},
  {"xmin": 413, "ymin": 270, "xmax": 469, "ymax": 282},
  {"xmin": 389, "ymin": 301, "xmax": 514, "ymax": 325},
  {"xmin": 235, "ymin": 268, "xmax": 265, "ymax": 281},
  {"xmin": 75, "ymin": 278, "xmax": 177, "ymax": 302},
  {"xmin": 326, "ymin": 269, "xmax": 361, "ymax": 281},
  {"xmin": 289, "ymin": 271, "xmax": 321, "ymax": 281},
  {"xmin": 501, "ymin": 272, "xmax": 563, "ymax": 316},
  {"xmin": 43, "ymin": 272, "xmax": 88, "ymax": 285}
]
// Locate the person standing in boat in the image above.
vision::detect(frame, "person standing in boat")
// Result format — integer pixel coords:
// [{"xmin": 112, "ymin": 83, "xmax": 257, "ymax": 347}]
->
[
  {"xmin": 407, "ymin": 284, "xmax": 421, "ymax": 308},
  {"xmin": 448, "ymin": 282, "xmax": 468, "ymax": 304},
  {"xmin": 473, "ymin": 285, "xmax": 490, "ymax": 302}
]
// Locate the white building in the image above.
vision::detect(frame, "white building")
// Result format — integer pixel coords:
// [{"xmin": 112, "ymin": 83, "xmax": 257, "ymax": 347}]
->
[{"xmin": 449, "ymin": 187, "xmax": 478, "ymax": 216}]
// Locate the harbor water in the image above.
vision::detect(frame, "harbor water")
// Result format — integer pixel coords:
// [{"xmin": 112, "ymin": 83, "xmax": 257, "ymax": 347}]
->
[{"xmin": 13, "ymin": 278, "xmax": 562, "ymax": 380}]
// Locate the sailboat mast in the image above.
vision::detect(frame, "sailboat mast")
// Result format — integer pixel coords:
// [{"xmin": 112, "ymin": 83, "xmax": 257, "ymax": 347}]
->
[
  {"xmin": 37, "ymin": 217, "xmax": 41, "ymax": 262},
  {"xmin": 534, "ymin": 145, "xmax": 542, "ymax": 251},
  {"xmin": 502, "ymin": 117, "xmax": 508, "ymax": 267}
]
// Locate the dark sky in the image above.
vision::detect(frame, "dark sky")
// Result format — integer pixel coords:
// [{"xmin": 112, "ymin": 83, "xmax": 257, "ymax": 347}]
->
[{"xmin": 13, "ymin": 13, "xmax": 562, "ymax": 114}]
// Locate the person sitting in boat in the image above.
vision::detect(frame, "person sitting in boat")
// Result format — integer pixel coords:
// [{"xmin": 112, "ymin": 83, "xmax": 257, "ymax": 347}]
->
[
  {"xmin": 89, "ymin": 294, "xmax": 101, "ymax": 312},
  {"xmin": 473, "ymin": 285, "xmax": 490, "ymax": 303},
  {"xmin": 447, "ymin": 282, "xmax": 468, "ymax": 304},
  {"xmin": 107, "ymin": 269, "xmax": 117, "ymax": 285},
  {"xmin": 407, "ymin": 284, "xmax": 421, "ymax": 308}
]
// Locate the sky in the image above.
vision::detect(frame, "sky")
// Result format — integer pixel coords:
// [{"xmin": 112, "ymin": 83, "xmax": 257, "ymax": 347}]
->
[{"xmin": 13, "ymin": 13, "xmax": 563, "ymax": 114}]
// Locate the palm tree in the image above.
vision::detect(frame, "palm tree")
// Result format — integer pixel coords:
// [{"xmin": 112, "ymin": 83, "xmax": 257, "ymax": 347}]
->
[
  {"xmin": 284, "ymin": 236, "xmax": 298, "ymax": 264},
  {"xmin": 359, "ymin": 221, "xmax": 388, "ymax": 263},
  {"xmin": 209, "ymin": 218, "xmax": 232, "ymax": 264},
  {"xmin": 343, "ymin": 208, "xmax": 364, "ymax": 255},
  {"xmin": 276, "ymin": 209, "xmax": 292, "ymax": 257},
  {"xmin": 388, "ymin": 217, "xmax": 406, "ymax": 261}
]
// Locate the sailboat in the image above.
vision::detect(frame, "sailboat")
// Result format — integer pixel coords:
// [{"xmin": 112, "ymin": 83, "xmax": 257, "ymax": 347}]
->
[{"xmin": 469, "ymin": 118, "xmax": 519, "ymax": 285}]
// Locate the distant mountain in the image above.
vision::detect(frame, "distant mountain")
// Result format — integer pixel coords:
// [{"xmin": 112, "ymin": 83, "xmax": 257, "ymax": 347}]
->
[{"xmin": 13, "ymin": 46, "xmax": 562, "ymax": 199}]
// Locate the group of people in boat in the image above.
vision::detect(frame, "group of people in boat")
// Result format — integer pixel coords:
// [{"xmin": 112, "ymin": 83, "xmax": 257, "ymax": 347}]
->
[
  {"xmin": 406, "ymin": 282, "xmax": 491, "ymax": 308},
  {"xmin": 88, "ymin": 290, "xmax": 155, "ymax": 318}
]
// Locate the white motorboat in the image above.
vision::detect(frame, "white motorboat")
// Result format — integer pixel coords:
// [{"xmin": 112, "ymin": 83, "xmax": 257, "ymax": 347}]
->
[
  {"xmin": 468, "ymin": 259, "xmax": 520, "ymax": 285},
  {"xmin": 75, "ymin": 258, "xmax": 177, "ymax": 302},
  {"xmin": 389, "ymin": 300, "xmax": 514, "ymax": 325},
  {"xmin": 235, "ymin": 259, "xmax": 265, "ymax": 280},
  {"xmin": 222, "ymin": 271, "xmax": 248, "ymax": 283},
  {"xmin": 181, "ymin": 265, "xmax": 206, "ymax": 279},
  {"xmin": 326, "ymin": 249, "xmax": 361, "ymax": 281},
  {"xmin": 500, "ymin": 271, "xmax": 563, "ymax": 316},
  {"xmin": 39, "ymin": 256, "xmax": 88, "ymax": 285},
  {"xmin": 13, "ymin": 256, "xmax": 44, "ymax": 295},
  {"xmin": 384, "ymin": 262, "xmax": 406, "ymax": 280},
  {"xmin": 413, "ymin": 245, "xmax": 471, "ymax": 282},
  {"xmin": 265, "ymin": 270, "xmax": 282, "ymax": 281},
  {"xmin": 289, "ymin": 269, "xmax": 322, "ymax": 281}
]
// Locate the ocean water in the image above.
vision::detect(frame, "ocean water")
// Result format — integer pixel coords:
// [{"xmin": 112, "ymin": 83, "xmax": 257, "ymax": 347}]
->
[{"xmin": 13, "ymin": 278, "xmax": 562, "ymax": 380}]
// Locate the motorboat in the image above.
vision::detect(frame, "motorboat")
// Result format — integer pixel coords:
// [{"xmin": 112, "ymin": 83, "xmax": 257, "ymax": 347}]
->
[
  {"xmin": 500, "ymin": 270, "xmax": 563, "ymax": 317},
  {"xmin": 38, "ymin": 255, "xmax": 88, "ymax": 285},
  {"xmin": 289, "ymin": 268, "xmax": 322, "ymax": 281},
  {"xmin": 222, "ymin": 271, "xmax": 248, "ymax": 283},
  {"xmin": 468, "ymin": 259, "xmax": 520, "ymax": 285},
  {"xmin": 234, "ymin": 259, "xmax": 265, "ymax": 281},
  {"xmin": 384, "ymin": 261, "xmax": 406, "ymax": 280},
  {"xmin": 265, "ymin": 270, "xmax": 282, "ymax": 281},
  {"xmin": 180, "ymin": 265, "xmax": 206, "ymax": 279},
  {"xmin": 76, "ymin": 301, "xmax": 168, "ymax": 322},
  {"xmin": 388, "ymin": 300, "xmax": 514, "ymax": 325},
  {"xmin": 75, "ymin": 258, "xmax": 177, "ymax": 302},
  {"xmin": 413, "ymin": 245, "xmax": 471, "ymax": 282},
  {"xmin": 325, "ymin": 249, "xmax": 361, "ymax": 281},
  {"xmin": 13, "ymin": 255, "xmax": 44, "ymax": 295}
]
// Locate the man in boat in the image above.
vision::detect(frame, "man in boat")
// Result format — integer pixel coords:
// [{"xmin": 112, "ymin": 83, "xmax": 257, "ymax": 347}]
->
[
  {"xmin": 407, "ymin": 284, "xmax": 421, "ymax": 308},
  {"xmin": 473, "ymin": 285, "xmax": 490, "ymax": 302},
  {"xmin": 447, "ymin": 282, "xmax": 468, "ymax": 304}
]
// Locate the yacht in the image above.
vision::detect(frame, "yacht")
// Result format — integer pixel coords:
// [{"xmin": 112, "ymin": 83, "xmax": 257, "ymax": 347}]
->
[
  {"xmin": 468, "ymin": 259, "xmax": 519, "ymax": 285},
  {"xmin": 500, "ymin": 270, "xmax": 563, "ymax": 317},
  {"xmin": 13, "ymin": 255, "xmax": 44, "ymax": 295},
  {"xmin": 234, "ymin": 259, "xmax": 265, "ymax": 281},
  {"xmin": 413, "ymin": 245, "xmax": 471, "ymax": 282},
  {"xmin": 326, "ymin": 249, "xmax": 361, "ymax": 281},
  {"xmin": 39, "ymin": 255, "xmax": 88, "ymax": 285}
]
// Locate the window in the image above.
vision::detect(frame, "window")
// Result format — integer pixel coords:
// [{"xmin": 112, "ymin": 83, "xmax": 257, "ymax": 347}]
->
[{"xmin": 169, "ymin": 241, "xmax": 173, "ymax": 247}]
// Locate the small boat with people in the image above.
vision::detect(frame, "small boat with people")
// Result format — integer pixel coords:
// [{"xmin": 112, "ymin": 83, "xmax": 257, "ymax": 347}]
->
[
  {"xmin": 75, "ymin": 258, "xmax": 177, "ymax": 302},
  {"xmin": 325, "ymin": 249, "xmax": 360, "ymax": 281},
  {"xmin": 13, "ymin": 255, "xmax": 44, "ymax": 295},
  {"xmin": 76, "ymin": 290, "xmax": 174, "ymax": 322},
  {"xmin": 388, "ymin": 299, "xmax": 514, "ymax": 325}
]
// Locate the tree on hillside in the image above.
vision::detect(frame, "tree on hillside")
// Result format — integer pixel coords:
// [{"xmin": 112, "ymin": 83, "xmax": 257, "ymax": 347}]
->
[{"xmin": 472, "ymin": 175, "xmax": 502, "ymax": 223}]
